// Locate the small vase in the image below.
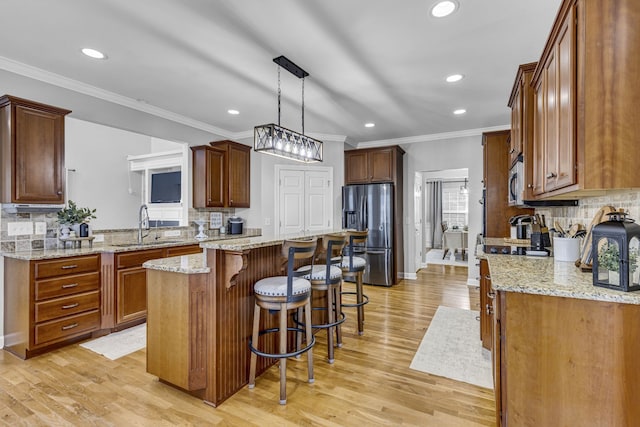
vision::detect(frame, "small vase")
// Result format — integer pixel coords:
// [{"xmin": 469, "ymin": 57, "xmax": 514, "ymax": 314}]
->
[{"xmin": 60, "ymin": 224, "xmax": 71, "ymax": 238}]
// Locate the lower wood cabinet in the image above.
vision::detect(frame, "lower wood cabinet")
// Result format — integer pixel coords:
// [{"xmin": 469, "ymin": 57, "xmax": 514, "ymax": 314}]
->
[
  {"xmin": 101, "ymin": 244, "xmax": 203, "ymax": 331},
  {"xmin": 4, "ymin": 254, "xmax": 101, "ymax": 359}
]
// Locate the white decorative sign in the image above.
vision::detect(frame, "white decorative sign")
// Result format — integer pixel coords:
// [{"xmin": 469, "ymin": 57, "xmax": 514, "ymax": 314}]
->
[{"xmin": 210, "ymin": 212, "xmax": 223, "ymax": 229}]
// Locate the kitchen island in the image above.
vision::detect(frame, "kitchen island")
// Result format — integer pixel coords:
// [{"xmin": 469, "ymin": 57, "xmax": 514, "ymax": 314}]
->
[
  {"xmin": 143, "ymin": 230, "xmax": 339, "ymax": 407},
  {"xmin": 486, "ymin": 255, "xmax": 640, "ymax": 426}
]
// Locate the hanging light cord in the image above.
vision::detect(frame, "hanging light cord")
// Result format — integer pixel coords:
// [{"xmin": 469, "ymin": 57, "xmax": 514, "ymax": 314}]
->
[{"xmin": 302, "ymin": 77, "xmax": 305, "ymax": 134}]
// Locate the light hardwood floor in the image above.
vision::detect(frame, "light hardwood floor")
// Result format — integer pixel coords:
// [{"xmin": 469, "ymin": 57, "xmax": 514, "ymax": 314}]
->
[{"xmin": 0, "ymin": 265, "xmax": 495, "ymax": 426}]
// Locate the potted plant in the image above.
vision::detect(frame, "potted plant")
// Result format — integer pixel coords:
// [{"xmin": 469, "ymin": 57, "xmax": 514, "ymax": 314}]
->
[
  {"xmin": 57, "ymin": 200, "xmax": 97, "ymax": 237},
  {"xmin": 598, "ymin": 243, "xmax": 620, "ymax": 285}
]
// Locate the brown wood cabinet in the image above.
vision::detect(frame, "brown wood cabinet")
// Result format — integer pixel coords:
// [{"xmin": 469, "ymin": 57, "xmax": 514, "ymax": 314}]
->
[
  {"xmin": 100, "ymin": 244, "xmax": 203, "ymax": 331},
  {"xmin": 482, "ymin": 131, "xmax": 533, "ymax": 237},
  {"xmin": 496, "ymin": 291, "xmax": 640, "ymax": 426},
  {"xmin": 507, "ymin": 62, "xmax": 537, "ymax": 201},
  {"xmin": 147, "ymin": 268, "xmax": 207, "ymax": 392},
  {"xmin": 4, "ymin": 254, "xmax": 101, "ymax": 359},
  {"xmin": 344, "ymin": 145, "xmax": 404, "ymax": 285},
  {"xmin": 191, "ymin": 140, "xmax": 251, "ymax": 208},
  {"xmin": 0, "ymin": 95, "xmax": 70, "ymax": 204},
  {"xmin": 344, "ymin": 146, "xmax": 402, "ymax": 184},
  {"xmin": 478, "ymin": 259, "xmax": 493, "ymax": 350},
  {"xmin": 532, "ymin": 0, "xmax": 640, "ymax": 198}
]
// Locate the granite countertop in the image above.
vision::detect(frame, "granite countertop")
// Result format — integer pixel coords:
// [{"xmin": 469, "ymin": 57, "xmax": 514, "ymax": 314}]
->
[
  {"xmin": 487, "ymin": 254, "xmax": 640, "ymax": 305},
  {"xmin": 1, "ymin": 232, "xmax": 260, "ymax": 261},
  {"xmin": 143, "ymin": 253, "xmax": 209, "ymax": 274},
  {"xmin": 200, "ymin": 228, "xmax": 343, "ymax": 251}
]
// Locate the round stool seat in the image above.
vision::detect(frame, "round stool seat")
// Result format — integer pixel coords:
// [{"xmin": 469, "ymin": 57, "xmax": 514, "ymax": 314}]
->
[
  {"xmin": 335, "ymin": 256, "xmax": 366, "ymax": 271},
  {"xmin": 254, "ymin": 276, "xmax": 311, "ymax": 297},
  {"xmin": 298, "ymin": 265, "xmax": 343, "ymax": 281}
]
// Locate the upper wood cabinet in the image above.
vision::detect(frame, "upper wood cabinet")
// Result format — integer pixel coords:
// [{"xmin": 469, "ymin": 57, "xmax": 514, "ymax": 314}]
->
[
  {"xmin": 0, "ymin": 95, "xmax": 70, "ymax": 204},
  {"xmin": 532, "ymin": 0, "xmax": 640, "ymax": 198},
  {"xmin": 508, "ymin": 62, "xmax": 537, "ymax": 200},
  {"xmin": 191, "ymin": 140, "xmax": 251, "ymax": 208},
  {"xmin": 344, "ymin": 146, "xmax": 404, "ymax": 184}
]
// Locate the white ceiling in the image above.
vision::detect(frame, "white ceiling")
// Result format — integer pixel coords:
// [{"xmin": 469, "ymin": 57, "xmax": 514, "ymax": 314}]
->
[{"xmin": 1, "ymin": 0, "xmax": 562, "ymax": 146}]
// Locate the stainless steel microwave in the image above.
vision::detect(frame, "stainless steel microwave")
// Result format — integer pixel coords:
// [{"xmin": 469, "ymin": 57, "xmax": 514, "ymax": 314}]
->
[{"xmin": 509, "ymin": 160, "xmax": 524, "ymax": 206}]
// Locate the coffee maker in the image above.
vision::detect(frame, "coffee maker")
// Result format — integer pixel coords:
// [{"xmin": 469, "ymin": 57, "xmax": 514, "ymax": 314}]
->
[{"xmin": 509, "ymin": 215, "xmax": 533, "ymax": 239}]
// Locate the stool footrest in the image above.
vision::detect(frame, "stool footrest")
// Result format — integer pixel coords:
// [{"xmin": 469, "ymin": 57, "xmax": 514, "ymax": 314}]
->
[
  {"xmin": 294, "ymin": 310, "xmax": 346, "ymax": 330},
  {"xmin": 249, "ymin": 327, "xmax": 315, "ymax": 359},
  {"xmin": 341, "ymin": 291, "xmax": 369, "ymax": 308}
]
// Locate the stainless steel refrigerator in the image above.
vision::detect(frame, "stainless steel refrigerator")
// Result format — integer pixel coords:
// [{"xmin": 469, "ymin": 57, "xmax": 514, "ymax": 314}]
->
[{"xmin": 342, "ymin": 183, "xmax": 394, "ymax": 286}]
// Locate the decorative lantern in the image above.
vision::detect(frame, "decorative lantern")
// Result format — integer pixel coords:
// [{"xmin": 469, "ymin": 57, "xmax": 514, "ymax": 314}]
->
[{"xmin": 592, "ymin": 211, "xmax": 640, "ymax": 291}]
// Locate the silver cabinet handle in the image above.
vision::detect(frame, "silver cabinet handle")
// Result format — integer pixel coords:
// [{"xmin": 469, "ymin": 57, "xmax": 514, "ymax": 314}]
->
[
  {"xmin": 61, "ymin": 323, "xmax": 79, "ymax": 331},
  {"xmin": 62, "ymin": 283, "xmax": 78, "ymax": 289},
  {"xmin": 62, "ymin": 303, "xmax": 79, "ymax": 309},
  {"xmin": 61, "ymin": 264, "xmax": 78, "ymax": 270},
  {"xmin": 546, "ymin": 172, "xmax": 557, "ymax": 179}
]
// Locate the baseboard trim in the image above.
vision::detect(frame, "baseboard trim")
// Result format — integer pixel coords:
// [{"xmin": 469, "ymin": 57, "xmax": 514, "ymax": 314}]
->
[
  {"xmin": 0, "ymin": 336, "xmax": 4, "ymax": 349},
  {"xmin": 467, "ymin": 278, "xmax": 479, "ymax": 287},
  {"xmin": 401, "ymin": 272, "xmax": 418, "ymax": 280}
]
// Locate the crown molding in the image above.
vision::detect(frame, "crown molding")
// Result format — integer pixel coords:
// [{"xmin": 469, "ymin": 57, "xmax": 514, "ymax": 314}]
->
[
  {"xmin": 0, "ymin": 55, "xmax": 234, "ymax": 138},
  {"xmin": 355, "ymin": 125, "xmax": 510, "ymax": 148}
]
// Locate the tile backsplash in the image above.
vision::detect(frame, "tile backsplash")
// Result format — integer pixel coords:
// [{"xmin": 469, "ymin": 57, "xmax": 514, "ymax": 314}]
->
[
  {"xmin": 0, "ymin": 206, "xmax": 252, "ymax": 253},
  {"xmin": 534, "ymin": 190, "xmax": 640, "ymax": 231}
]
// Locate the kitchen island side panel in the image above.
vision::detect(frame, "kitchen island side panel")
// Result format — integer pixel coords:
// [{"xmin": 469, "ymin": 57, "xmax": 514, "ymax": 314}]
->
[{"xmin": 204, "ymin": 245, "xmax": 281, "ymax": 406}]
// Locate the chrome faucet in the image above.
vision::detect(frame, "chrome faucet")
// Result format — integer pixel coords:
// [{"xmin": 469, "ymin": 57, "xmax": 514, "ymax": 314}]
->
[{"xmin": 138, "ymin": 204, "xmax": 150, "ymax": 244}]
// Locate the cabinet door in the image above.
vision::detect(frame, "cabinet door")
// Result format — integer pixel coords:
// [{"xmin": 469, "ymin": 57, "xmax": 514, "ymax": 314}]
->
[
  {"xmin": 344, "ymin": 151, "xmax": 369, "ymax": 184},
  {"xmin": 510, "ymin": 82, "xmax": 523, "ymax": 165},
  {"xmin": 227, "ymin": 143, "xmax": 250, "ymax": 207},
  {"xmin": 554, "ymin": 6, "xmax": 576, "ymax": 190},
  {"xmin": 14, "ymin": 105, "xmax": 65, "ymax": 203},
  {"xmin": 369, "ymin": 148, "xmax": 394, "ymax": 182},
  {"xmin": 205, "ymin": 148, "xmax": 225, "ymax": 207},
  {"xmin": 533, "ymin": 78, "xmax": 546, "ymax": 196},
  {"xmin": 493, "ymin": 292, "xmax": 503, "ymax": 427},
  {"xmin": 479, "ymin": 259, "xmax": 492, "ymax": 350},
  {"xmin": 116, "ymin": 267, "xmax": 148, "ymax": 325}
]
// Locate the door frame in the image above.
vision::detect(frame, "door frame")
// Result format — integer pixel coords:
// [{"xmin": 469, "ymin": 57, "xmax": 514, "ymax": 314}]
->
[{"xmin": 274, "ymin": 164, "xmax": 334, "ymax": 236}]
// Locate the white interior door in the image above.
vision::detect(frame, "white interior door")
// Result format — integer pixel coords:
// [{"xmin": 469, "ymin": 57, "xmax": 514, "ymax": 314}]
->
[
  {"xmin": 414, "ymin": 172, "xmax": 423, "ymax": 268},
  {"xmin": 279, "ymin": 169, "xmax": 305, "ymax": 234},
  {"xmin": 277, "ymin": 167, "xmax": 332, "ymax": 235}
]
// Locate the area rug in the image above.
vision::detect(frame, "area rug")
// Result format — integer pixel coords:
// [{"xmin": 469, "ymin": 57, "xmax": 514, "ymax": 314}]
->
[
  {"xmin": 80, "ymin": 323, "xmax": 146, "ymax": 360},
  {"xmin": 425, "ymin": 248, "xmax": 468, "ymax": 267},
  {"xmin": 410, "ymin": 306, "xmax": 493, "ymax": 389}
]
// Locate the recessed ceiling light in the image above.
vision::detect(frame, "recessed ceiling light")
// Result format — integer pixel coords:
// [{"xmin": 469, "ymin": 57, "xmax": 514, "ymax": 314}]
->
[
  {"xmin": 365, "ymin": 123, "xmax": 375, "ymax": 128},
  {"xmin": 228, "ymin": 109, "xmax": 240, "ymax": 115},
  {"xmin": 81, "ymin": 48, "xmax": 107, "ymax": 59},
  {"xmin": 431, "ymin": 1, "xmax": 458, "ymax": 18},
  {"xmin": 453, "ymin": 109, "xmax": 467, "ymax": 115},
  {"xmin": 446, "ymin": 74, "xmax": 464, "ymax": 83}
]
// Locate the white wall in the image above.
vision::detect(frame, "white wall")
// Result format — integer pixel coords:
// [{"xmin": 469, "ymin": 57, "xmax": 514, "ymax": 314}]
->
[
  {"xmin": 65, "ymin": 118, "xmax": 152, "ymax": 229},
  {"xmin": 403, "ymin": 135, "xmax": 485, "ymax": 284}
]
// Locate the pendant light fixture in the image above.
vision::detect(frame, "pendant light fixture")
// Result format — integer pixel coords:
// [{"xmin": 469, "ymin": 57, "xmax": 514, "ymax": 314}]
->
[{"xmin": 254, "ymin": 56, "xmax": 323, "ymax": 163}]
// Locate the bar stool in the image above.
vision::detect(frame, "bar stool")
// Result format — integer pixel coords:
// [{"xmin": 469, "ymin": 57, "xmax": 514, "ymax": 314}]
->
[
  {"xmin": 337, "ymin": 230, "xmax": 369, "ymax": 335},
  {"xmin": 296, "ymin": 233, "xmax": 347, "ymax": 364},
  {"xmin": 248, "ymin": 238, "xmax": 317, "ymax": 405}
]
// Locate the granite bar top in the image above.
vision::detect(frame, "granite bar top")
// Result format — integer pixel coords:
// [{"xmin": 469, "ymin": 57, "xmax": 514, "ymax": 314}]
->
[
  {"xmin": 200, "ymin": 229, "xmax": 343, "ymax": 251},
  {"xmin": 1, "ymin": 232, "xmax": 260, "ymax": 261},
  {"xmin": 143, "ymin": 253, "xmax": 209, "ymax": 274},
  {"xmin": 487, "ymin": 254, "xmax": 640, "ymax": 305}
]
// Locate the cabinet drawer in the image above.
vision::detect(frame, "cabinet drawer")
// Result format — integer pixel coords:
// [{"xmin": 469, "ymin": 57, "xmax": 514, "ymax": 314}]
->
[
  {"xmin": 116, "ymin": 249, "xmax": 165, "ymax": 269},
  {"xmin": 165, "ymin": 245, "xmax": 202, "ymax": 257},
  {"xmin": 34, "ymin": 255, "xmax": 100, "ymax": 280},
  {"xmin": 34, "ymin": 310, "xmax": 100, "ymax": 346},
  {"xmin": 35, "ymin": 290, "xmax": 100, "ymax": 323},
  {"xmin": 35, "ymin": 271, "xmax": 100, "ymax": 301}
]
